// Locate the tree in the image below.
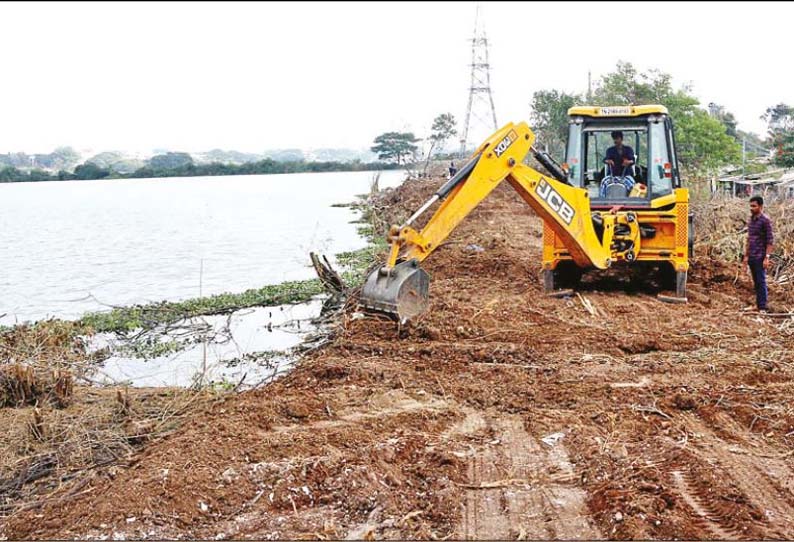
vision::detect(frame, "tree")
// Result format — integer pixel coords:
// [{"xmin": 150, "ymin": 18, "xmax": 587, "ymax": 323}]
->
[
  {"xmin": 674, "ymin": 108, "xmax": 743, "ymax": 172},
  {"xmin": 529, "ymin": 90, "xmax": 582, "ymax": 160},
  {"xmin": 590, "ymin": 61, "xmax": 740, "ymax": 173},
  {"xmin": 73, "ymin": 162, "xmax": 111, "ymax": 180},
  {"xmin": 370, "ymin": 132, "xmax": 420, "ymax": 165},
  {"xmin": 0, "ymin": 167, "xmax": 22, "ymax": 182},
  {"xmin": 762, "ymin": 103, "xmax": 794, "ymax": 134},
  {"xmin": 148, "ymin": 152, "xmax": 194, "ymax": 170},
  {"xmin": 771, "ymin": 132, "xmax": 794, "ymax": 167},
  {"xmin": 423, "ymin": 113, "xmax": 457, "ymax": 174},
  {"xmin": 708, "ymin": 103, "xmax": 738, "ymax": 139},
  {"xmin": 594, "ymin": 63, "xmax": 677, "ymax": 105},
  {"xmin": 28, "ymin": 169, "xmax": 51, "ymax": 182},
  {"xmin": 762, "ymin": 103, "xmax": 794, "ymax": 167}
]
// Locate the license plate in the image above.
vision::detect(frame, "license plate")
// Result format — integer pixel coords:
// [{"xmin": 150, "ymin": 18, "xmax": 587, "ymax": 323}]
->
[{"xmin": 599, "ymin": 106, "xmax": 632, "ymax": 116}]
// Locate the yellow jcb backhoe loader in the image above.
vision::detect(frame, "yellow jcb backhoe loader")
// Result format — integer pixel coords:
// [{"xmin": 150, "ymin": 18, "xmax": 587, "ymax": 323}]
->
[{"xmin": 360, "ymin": 105, "xmax": 692, "ymax": 321}]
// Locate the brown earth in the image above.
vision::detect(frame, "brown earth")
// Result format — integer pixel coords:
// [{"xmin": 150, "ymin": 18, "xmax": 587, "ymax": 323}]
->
[{"xmin": 2, "ymin": 178, "xmax": 794, "ymax": 540}]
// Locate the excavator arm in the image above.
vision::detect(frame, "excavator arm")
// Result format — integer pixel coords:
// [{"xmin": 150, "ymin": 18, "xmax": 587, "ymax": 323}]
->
[{"xmin": 360, "ymin": 121, "xmax": 637, "ymax": 321}]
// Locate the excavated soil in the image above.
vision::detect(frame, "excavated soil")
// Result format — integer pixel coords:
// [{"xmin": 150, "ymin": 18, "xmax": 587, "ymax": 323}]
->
[{"xmin": 3, "ymin": 179, "xmax": 794, "ymax": 540}]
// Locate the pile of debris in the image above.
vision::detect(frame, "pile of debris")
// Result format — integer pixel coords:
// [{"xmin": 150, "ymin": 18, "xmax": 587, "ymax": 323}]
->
[
  {"xmin": 0, "ymin": 364, "xmax": 73, "ymax": 409},
  {"xmin": 0, "ymin": 320, "xmax": 215, "ymax": 519},
  {"xmin": 692, "ymin": 193, "xmax": 794, "ymax": 286}
]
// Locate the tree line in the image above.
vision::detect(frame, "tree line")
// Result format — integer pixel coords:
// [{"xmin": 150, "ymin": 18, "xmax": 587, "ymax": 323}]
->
[
  {"xmin": 0, "ymin": 155, "xmax": 401, "ymax": 183},
  {"xmin": 370, "ymin": 61, "xmax": 792, "ymax": 177},
  {"xmin": 528, "ymin": 61, "xmax": 743, "ymax": 175}
]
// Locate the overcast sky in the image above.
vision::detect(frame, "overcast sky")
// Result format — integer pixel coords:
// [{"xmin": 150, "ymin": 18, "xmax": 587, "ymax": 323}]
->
[{"xmin": 1, "ymin": 1, "xmax": 791, "ymax": 155}]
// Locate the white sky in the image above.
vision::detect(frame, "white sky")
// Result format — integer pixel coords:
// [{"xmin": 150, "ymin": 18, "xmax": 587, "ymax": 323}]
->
[{"xmin": 0, "ymin": 1, "xmax": 790, "ymax": 155}]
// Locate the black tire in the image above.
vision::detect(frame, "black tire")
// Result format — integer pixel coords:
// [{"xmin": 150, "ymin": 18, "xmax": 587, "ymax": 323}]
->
[
  {"xmin": 629, "ymin": 262, "xmax": 654, "ymax": 287},
  {"xmin": 688, "ymin": 214, "xmax": 695, "ymax": 259},
  {"xmin": 659, "ymin": 262, "xmax": 676, "ymax": 291},
  {"xmin": 553, "ymin": 261, "xmax": 583, "ymax": 289}
]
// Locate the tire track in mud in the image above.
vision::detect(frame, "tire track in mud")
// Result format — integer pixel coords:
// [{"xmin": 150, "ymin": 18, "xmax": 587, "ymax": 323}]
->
[
  {"xmin": 707, "ymin": 411, "xmax": 794, "ymax": 521},
  {"xmin": 266, "ymin": 391, "xmax": 449, "ymax": 435},
  {"xmin": 674, "ymin": 413, "xmax": 794, "ymax": 538},
  {"xmin": 454, "ymin": 410, "xmax": 599, "ymax": 540},
  {"xmin": 671, "ymin": 469, "xmax": 747, "ymax": 540},
  {"xmin": 717, "ymin": 455, "xmax": 794, "ymax": 535}
]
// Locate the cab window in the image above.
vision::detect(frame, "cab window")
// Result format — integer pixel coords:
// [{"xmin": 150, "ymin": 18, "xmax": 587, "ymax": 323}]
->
[
  {"xmin": 564, "ymin": 123, "xmax": 583, "ymax": 187},
  {"xmin": 649, "ymin": 121, "xmax": 673, "ymax": 197},
  {"xmin": 582, "ymin": 127, "xmax": 648, "ymax": 200}
]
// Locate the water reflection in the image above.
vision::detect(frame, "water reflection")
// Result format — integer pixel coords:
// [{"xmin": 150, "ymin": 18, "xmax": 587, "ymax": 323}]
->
[{"xmin": 89, "ymin": 298, "xmax": 325, "ymax": 388}]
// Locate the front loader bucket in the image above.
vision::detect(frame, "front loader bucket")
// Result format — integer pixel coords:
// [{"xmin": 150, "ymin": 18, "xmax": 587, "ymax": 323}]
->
[{"xmin": 360, "ymin": 259, "xmax": 430, "ymax": 321}]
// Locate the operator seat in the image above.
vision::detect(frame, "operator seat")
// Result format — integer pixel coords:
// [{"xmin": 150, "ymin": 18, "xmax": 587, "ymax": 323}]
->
[{"xmin": 604, "ymin": 182, "xmax": 629, "ymax": 198}]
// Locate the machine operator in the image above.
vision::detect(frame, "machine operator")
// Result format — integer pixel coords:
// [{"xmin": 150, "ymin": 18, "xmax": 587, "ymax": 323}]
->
[{"xmin": 604, "ymin": 130, "xmax": 635, "ymax": 176}]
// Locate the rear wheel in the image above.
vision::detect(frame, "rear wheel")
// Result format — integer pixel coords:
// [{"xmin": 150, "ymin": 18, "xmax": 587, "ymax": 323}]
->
[
  {"xmin": 659, "ymin": 263, "xmax": 687, "ymax": 298},
  {"xmin": 628, "ymin": 262, "xmax": 654, "ymax": 287},
  {"xmin": 553, "ymin": 261, "xmax": 583, "ymax": 289},
  {"xmin": 659, "ymin": 262, "xmax": 676, "ymax": 291}
]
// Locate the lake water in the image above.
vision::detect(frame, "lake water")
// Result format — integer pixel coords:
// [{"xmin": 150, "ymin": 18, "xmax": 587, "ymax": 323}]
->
[
  {"xmin": 89, "ymin": 298, "xmax": 326, "ymax": 388},
  {"xmin": 0, "ymin": 169, "xmax": 406, "ymax": 326}
]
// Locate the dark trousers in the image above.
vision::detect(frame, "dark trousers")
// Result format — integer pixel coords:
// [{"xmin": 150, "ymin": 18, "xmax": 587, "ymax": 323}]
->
[{"xmin": 748, "ymin": 258, "xmax": 768, "ymax": 310}]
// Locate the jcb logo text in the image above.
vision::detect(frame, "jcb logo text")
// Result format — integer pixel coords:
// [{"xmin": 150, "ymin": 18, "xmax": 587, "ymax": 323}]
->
[{"xmin": 536, "ymin": 179, "xmax": 575, "ymax": 225}]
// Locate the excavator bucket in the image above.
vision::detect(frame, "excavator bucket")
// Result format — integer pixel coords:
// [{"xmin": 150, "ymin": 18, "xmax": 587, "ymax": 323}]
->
[{"xmin": 359, "ymin": 260, "xmax": 430, "ymax": 321}]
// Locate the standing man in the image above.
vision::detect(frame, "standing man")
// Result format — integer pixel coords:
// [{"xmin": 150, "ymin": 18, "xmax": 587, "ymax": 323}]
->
[{"xmin": 742, "ymin": 195, "xmax": 774, "ymax": 313}]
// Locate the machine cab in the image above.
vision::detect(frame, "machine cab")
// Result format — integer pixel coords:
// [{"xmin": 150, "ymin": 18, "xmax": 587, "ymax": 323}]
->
[{"xmin": 563, "ymin": 105, "xmax": 682, "ymax": 208}]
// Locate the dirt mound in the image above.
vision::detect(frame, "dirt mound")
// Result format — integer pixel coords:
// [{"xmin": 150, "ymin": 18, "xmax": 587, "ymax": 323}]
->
[{"xmin": 4, "ymin": 179, "xmax": 794, "ymax": 540}]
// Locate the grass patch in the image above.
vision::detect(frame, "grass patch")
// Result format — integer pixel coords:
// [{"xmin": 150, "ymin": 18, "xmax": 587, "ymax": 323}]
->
[
  {"xmin": 337, "ymin": 243, "xmax": 388, "ymax": 284},
  {"xmin": 116, "ymin": 338, "xmax": 186, "ymax": 360},
  {"xmin": 80, "ymin": 279, "xmax": 325, "ymax": 334}
]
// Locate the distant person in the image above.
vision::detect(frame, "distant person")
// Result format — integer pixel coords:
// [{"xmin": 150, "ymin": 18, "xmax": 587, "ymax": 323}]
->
[
  {"xmin": 743, "ymin": 195, "xmax": 774, "ymax": 313},
  {"xmin": 449, "ymin": 161, "xmax": 457, "ymax": 177},
  {"xmin": 604, "ymin": 130, "xmax": 635, "ymax": 177}
]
